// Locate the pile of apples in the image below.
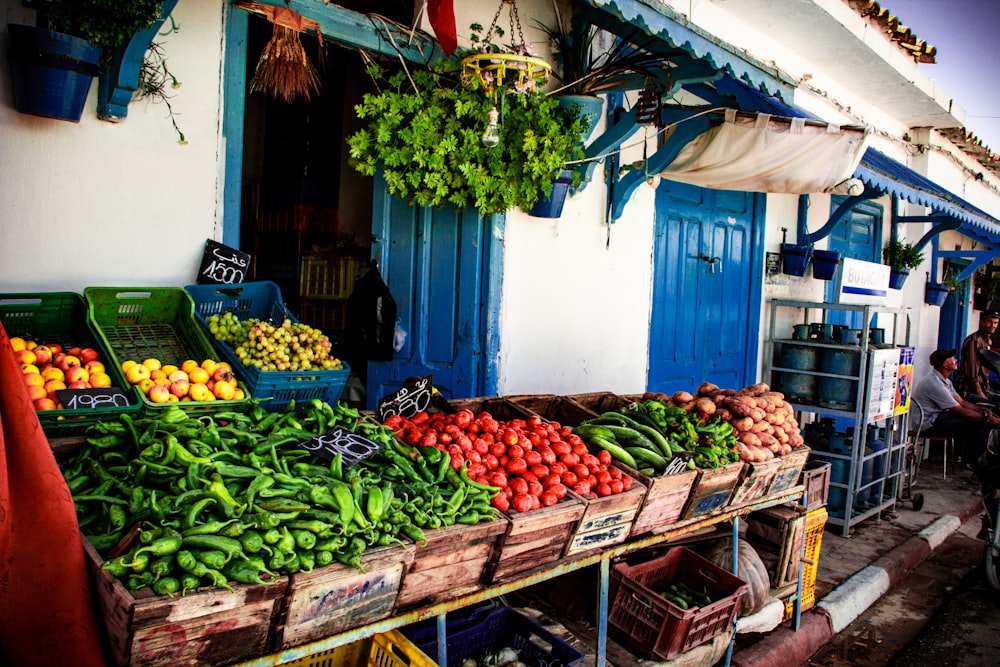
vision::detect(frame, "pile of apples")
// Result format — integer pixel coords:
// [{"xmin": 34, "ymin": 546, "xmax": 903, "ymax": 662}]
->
[
  {"xmin": 121, "ymin": 357, "xmax": 246, "ymax": 403},
  {"xmin": 11, "ymin": 336, "xmax": 113, "ymax": 412}
]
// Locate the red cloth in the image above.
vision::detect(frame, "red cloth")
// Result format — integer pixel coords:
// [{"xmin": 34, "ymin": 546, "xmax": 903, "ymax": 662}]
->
[
  {"xmin": 427, "ymin": 0, "xmax": 457, "ymax": 55},
  {"xmin": 0, "ymin": 324, "xmax": 105, "ymax": 666}
]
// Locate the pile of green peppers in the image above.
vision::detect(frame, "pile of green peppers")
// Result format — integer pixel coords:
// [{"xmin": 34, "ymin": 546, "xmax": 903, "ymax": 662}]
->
[{"xmin": 59, "ymin": 399, "xmax": 500, "ymax": 597}]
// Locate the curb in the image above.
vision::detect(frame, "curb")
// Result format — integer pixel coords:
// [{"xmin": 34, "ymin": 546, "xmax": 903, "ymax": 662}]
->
[{"xmin": 729, "ymin": 502, "xmax": 982, "ymax": 667}]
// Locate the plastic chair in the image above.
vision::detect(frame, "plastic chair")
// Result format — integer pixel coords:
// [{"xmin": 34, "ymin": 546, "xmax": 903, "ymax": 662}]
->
[{"xmin": 911, "ymin": 401, "xmax": 956, "ymax": 480}]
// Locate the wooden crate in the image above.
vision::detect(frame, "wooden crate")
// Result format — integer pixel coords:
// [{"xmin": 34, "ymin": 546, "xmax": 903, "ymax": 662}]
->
[
  {"xmin": 394, "ymin": 519, "xmax": 509, "ymax": 610},
  {"xmin": 745, "ymin": 505, "xmax": 807, "ymax": 588},
  {"xmin": 83, "ymin": 539, "xmax": 287, "ymax": 667},
  {"xmin": 563, "ymin": 472, "xmax": 647, "ymax": 557},
  {"xmin": 274, "ymin": 544, "xmax": 415, "ymax": 650},
  {"xmin": 483, "ymin": 497, "xmax": 586, "ymax": 583},
  {"xmin": 680, "ymin": 461, "xmax": 744, "ymax": 521},
  {"xmin": 798, "ymin": 460, "xmax": 832, "ymax": 512},
  {"xmin": 448, "ymin": 397, "xmax": 533, "ymax": 420},
  {"xmin": 767, "ymin": 446, "xmax": 811, "ymax": 495},
  {"xmin": 566, "ymin": 392, "xmax": 635, "ymax": 415},
  {"xmin": 729, "ymin": 458, "xmax": 783, "ymax": 507},
  {"xmin": 505, "ymin": 394, "xmax": 599, "ymax": 426},
  {"xmin": 628, "ymin": 467, "xmax": 700, "ymax": 537}
]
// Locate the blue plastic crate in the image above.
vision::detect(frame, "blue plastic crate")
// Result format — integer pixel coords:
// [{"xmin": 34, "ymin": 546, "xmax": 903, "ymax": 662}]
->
[
  {"xmin": 184, "ymin": 281, "xmax": 350, "ymax": 412},
  {"xmin": 409, "ymin": 607, "xmax": 585, "ymax": 667}
]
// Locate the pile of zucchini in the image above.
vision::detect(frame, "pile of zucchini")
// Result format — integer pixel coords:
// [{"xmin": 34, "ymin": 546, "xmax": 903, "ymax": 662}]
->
[{"xmin": 660, "ymin": 581, "xmax": 714, "ymax": 610}]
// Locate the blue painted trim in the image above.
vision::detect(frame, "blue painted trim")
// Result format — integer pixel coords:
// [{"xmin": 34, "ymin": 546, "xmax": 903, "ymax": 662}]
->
[
  {"xmin": 745, "ymin": 192, "xmax": 766, "ymax": 384},
  {"xmin": 480, "ymin": 215, "xmax": 504, "ymax": 397},
  {"xmin": 804, "ymin": 186, "xmax": 882, "ymax": 246},
  {"xmin": 221, "ymin": 5, "xmax": 249, "ymax": 248},
  {"xmin": 97, "ymin": 0, "xmax": 180, "ymax": 121}
]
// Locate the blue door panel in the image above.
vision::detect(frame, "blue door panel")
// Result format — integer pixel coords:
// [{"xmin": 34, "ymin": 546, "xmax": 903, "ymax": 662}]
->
[
  {"xmin": 367, "ymin": 180, "xmax": 485, "ymax": 407},
  {"xmin": 648, "ymin": 181, "xmax": 759, "ymax": 394},
  {"xmin": 825, "ymin": 198, "xmax": 883, "ymax": 329}
]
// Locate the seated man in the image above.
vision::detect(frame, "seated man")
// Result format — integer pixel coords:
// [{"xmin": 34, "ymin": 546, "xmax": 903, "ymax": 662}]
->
[{"xmin": 912, "ymin": 348, "xmax": 1000, "ymax": 467}]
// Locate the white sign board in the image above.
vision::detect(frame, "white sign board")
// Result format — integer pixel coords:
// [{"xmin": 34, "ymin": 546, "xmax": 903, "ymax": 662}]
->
[
  {"xmin": 867, "ymin": 347, "xmax": 902, "ymax": 423},
  {"xmin": 837, "ymin": 257, "xmax": 890, "ymax": 305}
]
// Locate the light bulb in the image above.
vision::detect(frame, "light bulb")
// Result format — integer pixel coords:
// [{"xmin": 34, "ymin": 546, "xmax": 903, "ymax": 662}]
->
[{"xmin": 481, "ymin": 106, "xmax": 500, "ymax": 148}]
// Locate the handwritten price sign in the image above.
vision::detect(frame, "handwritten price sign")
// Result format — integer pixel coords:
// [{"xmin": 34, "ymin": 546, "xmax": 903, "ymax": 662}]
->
[
  {"xmin": 663, "ymin": 452, "xmax": 695, "ymax": 476},
  {"xmin": 197, "ymin": 239, "xmax": 251, "ymax": 285},
  {"xmin": 55, "ymin": 388, "xmax": 131, "ymax": 410},
  {"xmin": 376, "ymin": 375, "xmax": 433, "ymax": 421},
  {"xmin": 297, "ymin": 427, "xmax": 382, "ymax": 466}
]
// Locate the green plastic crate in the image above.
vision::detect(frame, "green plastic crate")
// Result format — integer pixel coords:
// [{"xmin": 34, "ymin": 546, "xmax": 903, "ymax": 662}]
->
[
  {"xmin": 0, "ymin": 291, "xmax": 142, "ymax": 438},
  {"xmin": 84, "ymin": 287, "xmax": 250, "ymax": 415}
]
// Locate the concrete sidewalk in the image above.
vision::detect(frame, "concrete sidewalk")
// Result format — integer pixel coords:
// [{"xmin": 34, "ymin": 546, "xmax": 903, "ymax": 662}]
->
[{"xmin": 730, "ymin": 459, "xmax": 985, "ymax": 667}]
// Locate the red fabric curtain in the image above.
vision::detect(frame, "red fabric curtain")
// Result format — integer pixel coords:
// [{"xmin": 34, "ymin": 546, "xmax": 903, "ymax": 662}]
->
[{"xmin": 0, "ymin": 323, "xmax": 105, "ymax": 666}]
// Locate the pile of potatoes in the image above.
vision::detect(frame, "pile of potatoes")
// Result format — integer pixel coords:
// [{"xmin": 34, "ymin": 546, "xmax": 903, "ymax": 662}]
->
[{"xmin": 639, "ymin": 381, "xmax": 806, "ymax": 463}]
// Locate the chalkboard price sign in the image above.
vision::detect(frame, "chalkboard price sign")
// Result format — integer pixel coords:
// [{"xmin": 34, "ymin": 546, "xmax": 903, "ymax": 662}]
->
[
  {"xmin": 298, "ymin": 427, "xmax": 382, "ymax": 466},
  {"xmin": 55, "ymin": 387, "xmax": 131, "ymax": 410},
  {"xmin": 377, "ymin": 375, "xmax": 433, "ymax": 421},
  {"xmin": 664, "ymin": 452, "xmax": 695, "ymax": 476},
  {"xmin": 197, "ymin": 239, "xmax": 251, "ymax": 285}
]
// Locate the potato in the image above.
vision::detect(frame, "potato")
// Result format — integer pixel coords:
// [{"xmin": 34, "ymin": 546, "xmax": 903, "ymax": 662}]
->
[
  {"xmin": 715, "ymin": 408, "xmax": 732, "ymax": 421},
  {"xmin": 732, "ymin": 416, "xmax": 754, "ymax": 432},
  {"xmin": 697, "ymin": 381, "xmax": 721, "ymax": 396},
  {"xmin": 694, "ymin": 396, "xmax": 717, "ymax": 415},
  {"xmin": 672, "ymin": 390, "xmax": 695, "ymax": 404},
  {"xmin": 740, "ymin": 432, "xmax": 762, "ymax": 448}
]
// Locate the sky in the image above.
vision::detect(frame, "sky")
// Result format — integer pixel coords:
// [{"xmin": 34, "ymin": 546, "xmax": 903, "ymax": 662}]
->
[{"xmin": 886, "ymin": 0, "xmax": 1000, "ymax": 152}]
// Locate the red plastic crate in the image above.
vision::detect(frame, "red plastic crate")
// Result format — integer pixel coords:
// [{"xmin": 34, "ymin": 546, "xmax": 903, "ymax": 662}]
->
[{"xmin": 609, "ymin": 546, "xmax": 748, "ymax": 660}]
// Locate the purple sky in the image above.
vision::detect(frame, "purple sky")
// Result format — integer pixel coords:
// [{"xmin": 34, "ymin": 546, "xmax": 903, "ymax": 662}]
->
[{"xmin": 887, "ymin": 0, "xmax": 1000, "ymax": 152}]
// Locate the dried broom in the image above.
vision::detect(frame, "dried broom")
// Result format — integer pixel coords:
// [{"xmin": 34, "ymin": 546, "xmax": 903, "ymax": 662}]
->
[{"xmin": 250, "ymin": 23, "xmax": 321, "ymax": 103}]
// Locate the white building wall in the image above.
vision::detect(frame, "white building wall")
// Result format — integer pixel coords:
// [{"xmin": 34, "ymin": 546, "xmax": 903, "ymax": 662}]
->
[{"xmin": 0, "ymin": 0, "xmax": 226, "ymax": 293}]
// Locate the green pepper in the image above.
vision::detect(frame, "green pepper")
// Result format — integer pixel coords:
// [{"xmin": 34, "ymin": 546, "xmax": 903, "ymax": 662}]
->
[
  {"xmin": 149, "ymin": 555, "xmax": 175, "ymax": 581},
  {"xmin": 276, "ymin": 527, "xmax": 296, "ymax": 555},
  {"xmin": 175, "ymin": 549, "xmax": 233, "ymax": 591},
  {"xmin": 244, "ymin": 475, "xmax": 275, "ymax": 507},
  {"xmin": 182, "ymin": 534, "xmax": 246, "ymax": 563},
  {"xmin": 267, "ymin": 550, "xmax": 286, "ymax": 571},
  {"xmin": 183, "ymin": 497, "xmax": 218, "ymax": 530},
  {"xmin": 315, "ymin": 549, "xmax": 334, "ymax": 567},
  {"xmin": 282, "ymin": 551, "xmax": 301, "ymax": 574},
  {"xmin": 180, "ymin": 573, "xmax": 201, "ymax": 595},
  {"xmin": 182, "ymin": 518, "xmax": 240, "ymax": 537},
  {"xmin": 101, "ymin": 554, "xmax": 133, "ymax": 578},
  {"xmin": 194, "ymin": 549, "xmax": 229, "ymax": 570},
  {"xmin": 153, "ymin": 576, "xmax": 180, "ymax": 597},
  {"xmin": 223, "ymin": 558, "xmax": 276, "ymax": 586},
  {"xmin": 133, "ymin": 530, "xmax": 183, "ymax": 559},
  {"xmin": 239, "ymin": 530, "xmax": 267, "ymax": 555},
  {"xmin": 290, "ymin": 529, "xmax": 317, "ymax": 551},
  {"xmin": 207, "ymin": 473, "xmax": 246, "ymax": 517},
  {"xmin": 297, "ymin": 549, "xmax": 315, "ymax": 573}
]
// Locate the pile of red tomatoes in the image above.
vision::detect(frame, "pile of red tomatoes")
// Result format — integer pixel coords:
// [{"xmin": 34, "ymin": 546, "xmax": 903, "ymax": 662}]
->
[{"xmin": 383, "ymin": 409, "xmax": 634, "ymax": 514}]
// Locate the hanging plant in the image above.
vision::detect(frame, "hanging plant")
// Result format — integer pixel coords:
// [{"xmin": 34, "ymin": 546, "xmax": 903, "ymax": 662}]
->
[{"xmin": 347, "ymin": 55, "xmax": 586, "ymax": 216}]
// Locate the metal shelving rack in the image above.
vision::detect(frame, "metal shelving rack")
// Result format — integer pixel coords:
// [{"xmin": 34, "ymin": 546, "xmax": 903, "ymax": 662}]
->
[
  {"xmin": 765, "ymin": 299, "xmax": 911, "ymax": 536},
  {"xmin": 234, "ymin": 487, "xmax": 805, "ymax": 667}
]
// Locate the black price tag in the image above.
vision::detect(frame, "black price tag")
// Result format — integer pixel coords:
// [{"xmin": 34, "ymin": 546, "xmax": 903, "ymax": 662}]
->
[
  {"xmin": 55, "ymin": 387, "xmax": 131, "ymax": 410},
  {"xmin": 197, "ymin": 239, "xmax": 251, "ymax": 285},
  {"xmin": 663, "ymin": 451, "xmax": 695, "ymax": 476},
  {"xmin": 298, "ymin": 427, "xmax": 383, "ymax": 466},
  {"xmin": 376, "ymin": 375, "xmax": 433, "ymax": 421}
]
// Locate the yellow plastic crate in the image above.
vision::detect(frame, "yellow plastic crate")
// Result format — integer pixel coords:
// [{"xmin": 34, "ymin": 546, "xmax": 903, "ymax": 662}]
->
[
  {"xmin": 783, "ymin": 507, "xmax": 827, "ymax": 620},
  {"xmin": 299, "ymin": 255, "xmax": 362, "ymax": 300},
  {"xmin": 280, "ymin": 630, "xmax": 436, "ymax": 667}
]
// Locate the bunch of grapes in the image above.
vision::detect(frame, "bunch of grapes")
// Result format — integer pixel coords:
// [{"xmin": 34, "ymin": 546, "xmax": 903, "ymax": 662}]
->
[{"xmin": 204, "ymin": 312, "xmax": 343, "ymax": 372}]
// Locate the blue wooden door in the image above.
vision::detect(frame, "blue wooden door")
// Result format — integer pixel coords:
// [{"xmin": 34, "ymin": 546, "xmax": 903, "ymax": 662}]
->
[
  {"xmin": 647, "ymin": 181, "xmax": 763, "ymax": 394},
  {"xmin": 365, "ymin": 177, "xmax": 500, "ymax": 407},
  {"xmin": 825, "ymin": 198, "xmax": 883, "ymax": 328}
]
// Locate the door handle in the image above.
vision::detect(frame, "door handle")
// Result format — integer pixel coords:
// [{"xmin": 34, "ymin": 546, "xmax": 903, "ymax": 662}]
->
[{"xmin": 700, "ymin": 254, "xmax": 722, "ymax": 274}]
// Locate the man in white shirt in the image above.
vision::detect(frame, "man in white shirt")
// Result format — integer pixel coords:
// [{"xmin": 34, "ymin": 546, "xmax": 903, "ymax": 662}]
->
[{"xmin": 912, "ymin": 348, "xmax": 1000, "ymax": 466}]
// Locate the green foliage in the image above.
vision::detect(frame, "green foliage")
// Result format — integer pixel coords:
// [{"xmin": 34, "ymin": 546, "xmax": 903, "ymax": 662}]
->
[
  {"xmin": 348, "ymin": 57, "xmax": 586, "ymax": 216},
  {"xmin": 976, "ymin": 265, "xmax": 1000, "ymax": 300},
  {"xmin": 882, "ymin": 239, "xmax": 925, "ymax": 271},
  {"xmin": 42, "ymin": 0, "xmax": 164, "ymax": 51}
]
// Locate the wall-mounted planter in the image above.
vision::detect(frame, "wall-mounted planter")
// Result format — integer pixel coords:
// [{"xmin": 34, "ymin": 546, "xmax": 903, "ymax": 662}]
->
[
  {"xmin": 781, "ymin": 244, "xmax": 811, "ymax": 277},
  {"xmin": 811, "ymin": 249, "xmax": 841, "ymax": 281},
  {"xmin": 7, "ymin": 24, "xmax": 102, "ymax": 122},
  {"xmin": 528, "ymin": 170, "xmax": 574, "ymax": 219},
  {"xmin": 925, "ymin": 282, "xmax": 950, "ymax": 307},
  {"xmin": 888, "ymin": 268, "xmax": 909, "ymax": 290}
]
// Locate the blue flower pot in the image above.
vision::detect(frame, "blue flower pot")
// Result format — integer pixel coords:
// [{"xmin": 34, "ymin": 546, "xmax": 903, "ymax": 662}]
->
[
  {"xmin": 811, "ymin": 249, "xmax": 841, "ymax": 280},
  {"xmin": 528, "ymin": 170, "xmax": 574, "ymax": 218},
  {"xmin": 556, "ymin": 94, "xmax": 604, "ymax": 143},
  {"xmin": 7, "ymin": 24, "xmax": 102, "ymax": 122},
  {"xmin": 888, "ymin": 268, "xmax": 909, "ymax": 290},
  {"xmin": 781, "ymin": 244, "xmax": 811, "ymax": 277},
  {"xmin": 925, "ymin": 282, "xmax": 950, "ymax": 306}
]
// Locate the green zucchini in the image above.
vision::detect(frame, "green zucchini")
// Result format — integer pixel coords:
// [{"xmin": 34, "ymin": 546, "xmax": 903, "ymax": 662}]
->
[
  {"xmin": 589, "ymin": 435, "xmax": 638, "ymax": 469},
  {"xmin": 596, "ymin": 425, "xmax": 657, "ymax": 449},
  {"xmin": 572, "ymin": 424, "xmax": 619, "ymax": 442},
  {"xmin": 624, "ymin": 446, "xmax": 668, "ymax": 470},
  {"xmin": 612, "ymin": 413, "xmax": 675, "ymax": 458}
]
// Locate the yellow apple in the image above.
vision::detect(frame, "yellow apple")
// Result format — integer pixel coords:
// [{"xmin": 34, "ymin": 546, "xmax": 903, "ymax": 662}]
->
[
  {"xmin": 44, "ymin": 379, "xmax": 66, "ymax": 395},
  {"xmin": 180, "ymin": 359, "xmax": 200, "ymax": 374},
  {"xmin": 139, "ymin": 378, "xmax": 155, "ymax": 395},
  {"xmin": 212, "ymin": 365, "xmax": 235, "ymax": 383},
  {"xmin": 56, "ymin": 354, "xmax": 81, "ymax": 372},
  {"xmin": 32, "ymin": 345, "xmax": 53, "ymax": 365},
  {"xmin": 20, "ymin": 363, "xmax": 41, "ymax": 376},
  {"xmin": 125, "ymin": 364, "xmax": 151, "ymax": 385},
  {"xmin": 166, "ymin": 394, "xmax": 180, "ymax": 403},
  {"xmin": 34, "ymin": 397, "xmax": 57, "ymax": 411},
  {"xmin": 142, "ymin": 358, "xmax": 162, "ymax": 372},
  {"xmin": 23, "ymin": 372, "xmax": 44, "ymax": 388},
  {"xmin": 161, "ymin": 364, "xmax": 179, "ymax": 376},
  {"xmin": 14, "ymin": 349, "xmax": 36, "ymax": 367},
  {"xmin": 212, "ymin": 379, "xmax": 236, "ymax": 401},
  {"xmin": 9, "ymin": 337, "xmax": 27, "ymax": 352},
  {"xmin": 200, "ymin": 359, "xmax": 219, "ymax": 375},
  {"xmin": 188, "ymin": 367, "xmax": 210, "ymax": 384},
  {"xmin": 89, "ymin": 372, "xmax": 112, "ymax": 388},
  {"xmin": 84, "ymin": 360, "xmax": 106, "ymax": 375},
  {"xmin": 65, "ymin": 366, "xmax": 90, "ymax": 385},
  {"xmin": 121, "ymin": 359, "xmax": 138, "ymax": 373},
  {"xmin": 27, "ymin": 384, "xmax": 48, "ymax": 401},
  {"xmin": 148, "ymin": 383, "xmax": 172, "ymax": 403},
  {"xmin": 68, "ymin": 381, "xmax": 90, "ymax": 390},
  {"xmin": 189, "ymin": 383, "xmax": 214, "ymax": 402},
  {"xmin": 169, "ymin": 379, "xmax": 190, "ymax": 398},
  {"xmin": 41, "ymin": 367, "xmax": 65, "ymax": 383},
  {"xmin": 168, "ymin": 369, "xmax": 189, "ymax": 383},
  {"xmin": 233, "ymin": 387, "xmax": 246, "ymax": 401}
]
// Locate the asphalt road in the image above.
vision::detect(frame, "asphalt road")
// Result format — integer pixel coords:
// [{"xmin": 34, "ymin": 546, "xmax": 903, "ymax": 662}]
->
[{"xmin": 806, "ymin": 520, "xmax": 1000, "ymax": 666}]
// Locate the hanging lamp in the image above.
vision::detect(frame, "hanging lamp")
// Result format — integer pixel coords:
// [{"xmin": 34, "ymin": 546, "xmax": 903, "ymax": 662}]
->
[{"xmin": 461, "ymin": 0, "xmax": 551, "ymax": 95}]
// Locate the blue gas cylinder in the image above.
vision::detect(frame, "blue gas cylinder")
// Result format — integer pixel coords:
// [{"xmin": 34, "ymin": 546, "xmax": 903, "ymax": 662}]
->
[{"xmin": 867, "ymin": 426, "xmax": 887, "ymax": 504}]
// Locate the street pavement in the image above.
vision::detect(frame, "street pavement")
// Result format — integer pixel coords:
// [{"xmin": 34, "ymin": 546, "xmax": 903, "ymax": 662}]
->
[{"xmin": 730, "ymin": 457, "xmax": 986, "ymax": 667}]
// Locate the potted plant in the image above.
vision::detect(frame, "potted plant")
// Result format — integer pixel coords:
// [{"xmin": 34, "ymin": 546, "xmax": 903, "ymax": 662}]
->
[
  {"xmin": 974, "ymin": 265, "xmax": 1000, "ymax": 310},
  {"xmin": 811, "ymin": 247, "xmax": 842, "ymax": 281},
  {"xmin": 8, "ymin": 0, "xmax": 166, "ymax": 122},
  {"xmin": 347, "ymin": 50, "xmax": 586, "ymax": 217},
  {"xmin": 882, "ymin": 240, "xmax": 925, "ymax": 290},
  {"xmin": 534, "ymin": 4, "xmax": 672, "ymax": 140}
]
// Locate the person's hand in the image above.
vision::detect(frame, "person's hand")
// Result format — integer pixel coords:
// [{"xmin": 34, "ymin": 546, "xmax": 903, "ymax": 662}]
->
[{"xmin": 985, "ymin": 409, "xmax": 1000, "ymax": 428}]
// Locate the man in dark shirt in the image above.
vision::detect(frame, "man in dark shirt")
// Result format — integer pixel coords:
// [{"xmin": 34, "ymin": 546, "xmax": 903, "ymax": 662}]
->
[{"xmin": 955, "ymin": 310, "xmax": 1000, "ymax": 399}]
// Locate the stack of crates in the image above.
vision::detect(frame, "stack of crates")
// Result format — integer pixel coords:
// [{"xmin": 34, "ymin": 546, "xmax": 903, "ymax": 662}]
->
[{"xmin": 783, "ymin": 507, "xmax": 828, "ymax": 620}]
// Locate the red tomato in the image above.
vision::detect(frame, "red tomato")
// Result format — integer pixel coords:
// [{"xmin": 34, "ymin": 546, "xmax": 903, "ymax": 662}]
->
[
  {"xmin": 511, "ymin": 493, "xmax": 534, "ymax": 513},
  {"xmin": 527, "ymin": 480, "xmax": 544, "ymax": 497},
  {"xmin": 560, "ymin": 453, "xmax": 580, "ymax": 467},
  {"xmin": 609, "ymin": 479, "xmax": 624, "ymax": 494},
  {"xmin": 438, "ymin": 433, "xmax": 453, "ymax": 446},
  {"xmin": 552, "ymin": 441, "xmax": 571, "ymax": 456},
  {"xmin": 466, "ymin": 450, "xmax": 482, "ymax": 465},
  {"xmin": 621, "ymin": 475, "xmax": 634, "ymax": 491},
  {"xmin": 558, "ymin": 426, "xmax": 572, "ymax": 437},
  {"xmin": 586, "ymin": 475, "xmax": 600, "ymax": 490},
  {"xmin": 595, "ymin": 483, "xmax": 612, "ymax": 497},
  {"xmin": 479, "ymin": 417, "xmax": 500, "ymax": 434},
  {"xmin": 507, "ymin": 444, "xmax": 525, "ymax": 460},
  {"xmin": 526, "ymin": 415, "xmax": 543, "ymax": 428},
  {"xmin": 596, "ymin": 470, "xmax": 612, "ymax": 485},
  {"xmin": 404, "ymin": 427, "xmax": 423, "ymax": 446},
  {"xmin": 489, "ymin": 442, "xmax": 506, "ymax": 458},
  {"xmin": 597, "ymin": 449, "xmax": 613, "ymax": 466},
  {"xmin": 420, "ymin": 432, "xmax": 438, "ymax": 448},
  {"xmin": 488, "ymin": 471, "xmax": 508, "ymax": 488},
  {"xmin": 483, "ymin": 454, "xmax": 499, "ymax": 470},
  {"xmin": 506, "ymin": 457, "xmax": 528, "ymax": 476},
  {"xmin": 572, "ymin": 464, "xmax": 590, "ymax": 479},
  {"xmin": 491, "ymin": 493, "xmax": 510, "ymax": 512},
  {"xmin": 511, "ymin": 419, "xmax": 527, "ymax": 429},
  {"xmin": 499, "ymin": 454, "xmax": 509, "ymax": 468},
  {"xmin": 582, "ymin": 454, "xmax": 599, "ymax": 468},
  {"xmin": 524, "ymin": 450, "xmax": 542, "ymax": 466},
  {"xmin": 453, "ymin": 409, "xmax": 474, "ymax": 429},
  {"xmin": 549, "ymin": 483, "xmax": 567, "ymax": 499},
  {"xmin": 542, "ymin": 474, "xmax": 562, "ymax": 488},
  {"xmin": 509, "ymin": 478, "xmax": 529, "ymax": 495},
  {"xmin": 473, "ymin": 439, "xmax": 489, "ymax": 456},
  {"xmin": 561, "ymin": 471, "xmax": 579, "ymax": 486},
  {"xmin": 450, "ymin": 454, "xmax": 464, "ymax": 470},
  {"xmin": 527, "ymin": 433, "xmax": 544, "ymax": 447},
  {"xmin": 531, "ymin": 496, "xmax": 542, "ymax": 510},
  {"xmin": 572, "ymin": 481, "xmax": 591, "ymax": 495},
  {"xmin": 504, "ymin": 486, "xmax": 514, "ymax": 499},
  {"xmin": 383, "ymin": 415, "xmax": 403, "ymax": 428},
  {"xmin": 529, "ymin": 464, "xmax": 549, "ymax": 478},
  {"xmin": 609, "ymin": 467, "xmax": 622, "ymax": 480},
  {"xmin": 469, "ymin": 462, "xmax": 487, "ymax": 478},
  {"xmin": 540, "ymin": 491, "xmax": 558, "ymax": 507},
  {"xmin": 539, "ymin": 447, "xmax": 557, "ymax": 465},
  {"xmin": 549, "ymin": 462, "xmax": 567, "ymax": 475},
  {"xmin": 445, "ymin": 424, "xmax": 462, "ymax": 437},
  {"xmin": 501, "ymin": 429, "xmax": 519, "ymax": 446},
  {"xmin": 521, "ymin": 472, "xmax": 539, "ymax": 484},
  {"xmin": 410, "ymin": 412, "xmax": 429, "ymax": 425},
  {"xmin": 456, "ymin": 434, "xmax": 473, "ymax": 451},
  {"xmin": 565, "ymin": 434, "xmax": 584, "ymax": 447}
]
